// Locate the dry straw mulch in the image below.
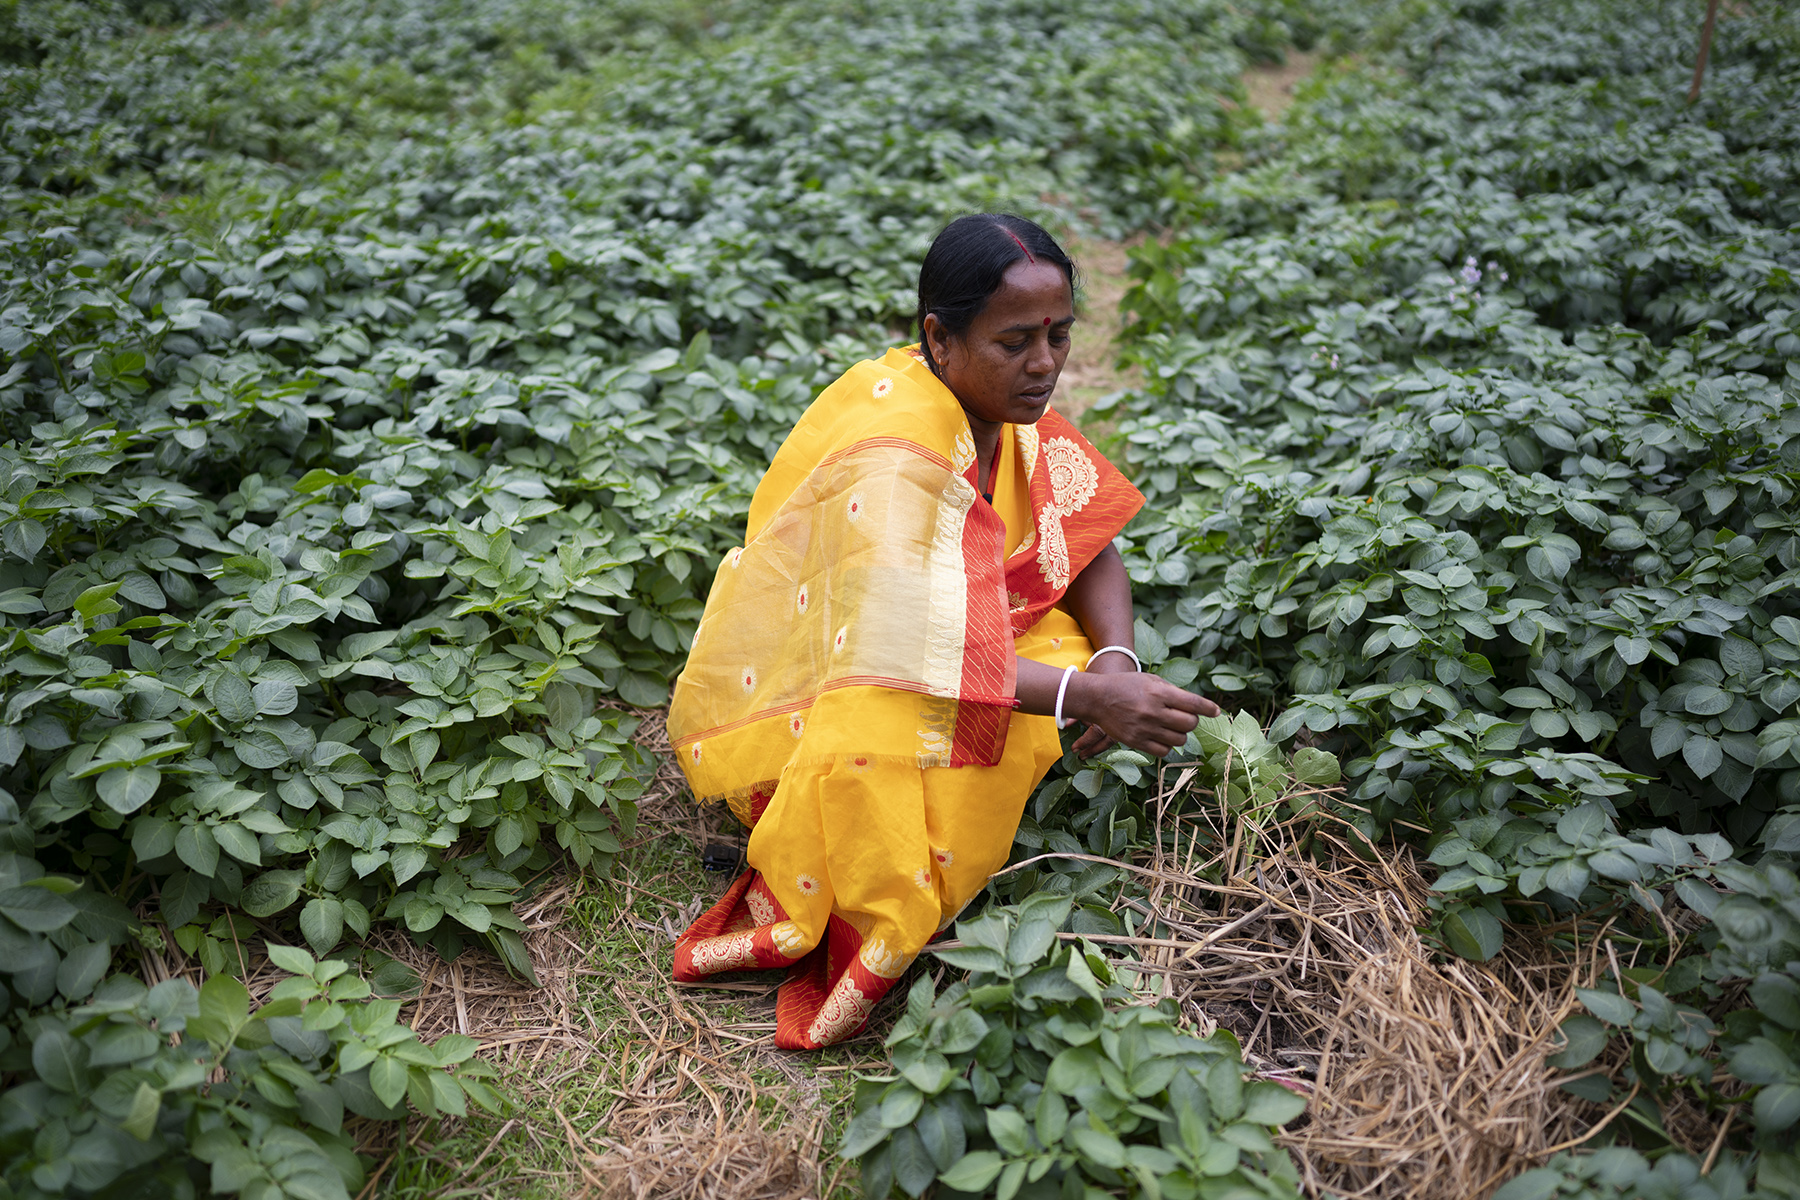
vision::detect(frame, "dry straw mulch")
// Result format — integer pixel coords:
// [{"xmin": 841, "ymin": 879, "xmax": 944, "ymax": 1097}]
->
[{"xmin": 1039, "ymin": 760, "xmax": 1678, "ymax": 1200}]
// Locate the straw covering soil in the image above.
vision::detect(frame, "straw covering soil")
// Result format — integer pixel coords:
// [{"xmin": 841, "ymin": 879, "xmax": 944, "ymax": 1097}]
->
[{"xmin": 1070, "ymin": 767, "xmax": 1614, "ymax": 1200}]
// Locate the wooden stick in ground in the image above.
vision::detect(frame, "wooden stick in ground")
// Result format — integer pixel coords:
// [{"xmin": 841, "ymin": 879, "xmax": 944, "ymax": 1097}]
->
[
  {"xmin": 1688, "ymin": 0, "xmax": 1722, "ymax": 102},
  {"xmin": 1702, "ymin": 1104, "xmax": 1739, "ymax": 1175}
]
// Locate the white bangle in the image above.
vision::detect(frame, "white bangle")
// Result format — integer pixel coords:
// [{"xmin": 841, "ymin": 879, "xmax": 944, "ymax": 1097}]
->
[
  {"xmin": 1054, "ymin": 663, "xmax": 1080, "ymax": 730},
  {"xmin": 1085, "ymin": 645, "xmax": 1141, "ymax": 671}
]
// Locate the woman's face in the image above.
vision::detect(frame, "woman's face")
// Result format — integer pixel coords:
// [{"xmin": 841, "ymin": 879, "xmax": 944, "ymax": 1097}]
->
[{"xmin": 925, "ymin": 259, "xmax": 1075, "ymax": 430}]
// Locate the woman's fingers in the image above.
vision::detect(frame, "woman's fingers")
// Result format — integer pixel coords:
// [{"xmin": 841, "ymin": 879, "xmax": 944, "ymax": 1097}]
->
[
  {"xmin": 1073, "ymin": 673, "xmax": 1227, "ymax": 758},
  {"xmin": 1160, "ymin": 686, "xmax": 1209, "ymax": 713},
  {"xmin": 1154, "ymin": 684, "xmax": 1221, "ymax": 719},
  {"xmin": 1073, "ymin": 727, "xmax": 1114, "ymax": 758}
]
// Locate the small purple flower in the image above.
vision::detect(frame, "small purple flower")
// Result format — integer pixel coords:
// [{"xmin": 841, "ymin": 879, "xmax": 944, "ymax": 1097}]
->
[{"xmin": 1459, "ymin": 256, "xmax": 1482, "ymax": 286}]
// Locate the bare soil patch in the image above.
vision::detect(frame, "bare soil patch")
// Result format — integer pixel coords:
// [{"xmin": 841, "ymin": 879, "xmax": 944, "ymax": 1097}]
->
[
  {"xmin": 1056, "ymin": 234, "xmax": 1144, "ymax": 424},
  {"xmin": 1242, "ymin": 51, "xmax": 1322, "ymax": 123}
]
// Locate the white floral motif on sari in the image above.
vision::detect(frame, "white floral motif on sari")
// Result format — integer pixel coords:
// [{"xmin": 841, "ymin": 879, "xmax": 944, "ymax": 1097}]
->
[
  {"xmin": 1015, "ymin": 423, "xmax": 1040, "ymax": 480},
  {"xmin": 951, "ymin": 429, "xmax": 977, "ymax": 474},
  {"xmin": 1035, "ymin": 437, "xmax": 1102, "ymax": 591},
  {"xmin": 771, "ymin": 921, "xmax": 808, "ymax": 957},
  {"xmin": 806, "ymin": 977, "xmax": 874, "ymax": 1045},
  {"xmin": 745, "ymin": 889, "xmax": 777, "ymax": 927},
  {"xmin": 688, "ymin": 930, "xmax": 759, "ymax": 974},
  {"xmin": 859, "ymin": 937, "xmax": 907, "ymax": 978},
  {"xmin": 1009, "ymin": 525, "xmax": 1037, "ymax": 561},
  {"xmin": 916, "ymin": 695, "xmax": 954, "ymax": 766}
]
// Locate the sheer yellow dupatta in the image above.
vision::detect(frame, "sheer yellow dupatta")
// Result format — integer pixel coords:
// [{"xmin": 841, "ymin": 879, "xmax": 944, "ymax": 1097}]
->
[{"xmin": 668, "ymin": 347, "xmax": 1018, "ymax": 818}]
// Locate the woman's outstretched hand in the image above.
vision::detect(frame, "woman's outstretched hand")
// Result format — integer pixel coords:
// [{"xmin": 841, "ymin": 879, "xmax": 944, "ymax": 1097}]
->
[
  {"xmin": 1015, "ymin": 654, "xmax": 1222, "ymax": 759},
  {"xmin": 1066, "ymin": 664, "xmax": 1220, "ymax": 759}
]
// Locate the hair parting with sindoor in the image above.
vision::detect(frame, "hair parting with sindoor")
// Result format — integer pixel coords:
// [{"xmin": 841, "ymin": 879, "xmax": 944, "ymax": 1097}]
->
[{"xmin": 916, "ymin": 214, "xmax": 1077, "ymax": 378}]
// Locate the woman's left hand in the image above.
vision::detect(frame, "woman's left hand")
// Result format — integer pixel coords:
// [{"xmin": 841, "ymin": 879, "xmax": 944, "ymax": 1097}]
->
[{"xmin": 1071, "ymin": 653, "xmax": 1181, "ymax": 758}]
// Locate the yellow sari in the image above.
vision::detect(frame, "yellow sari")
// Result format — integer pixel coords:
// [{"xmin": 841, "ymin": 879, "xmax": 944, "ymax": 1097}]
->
[{"xmin": 668, "ymin": 346, "xmax": 1142, "ymax": 1048}]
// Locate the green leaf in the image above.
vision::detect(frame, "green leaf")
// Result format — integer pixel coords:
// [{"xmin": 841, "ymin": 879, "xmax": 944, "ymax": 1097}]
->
[
  {"xmin": 1547, "ymin": 1015, "xmax": 1609, "ymax": 1068},
  {"xmin": 986, "ymin": 1106, "xmax": 1031, "ymax": 1155},
  {"xmin": 931, "ymin": 944, "xmax": 1005, "ymax": 973},
  {"xmin": 1576, "ymin": 988, "xmax": 1636, "ymax": 1026},
  {"xmin": 938, "ymin": 1150, "xmax": 1005, "ymax": 1193},
  {"xmin": 1068, "ymin": 1124, "xmax": 1127, "ymax": 1169},
  {"xmin": 879, "ymin": 1084, "xmax": 924, "ymax": 1129},
  {"xmin": 1291, "ymin": 746, "xmax": 1341, "ymax": 785},
  {"xmin": 301, "ymin": 897, "xmax": 346, "ymax": 955},
  {"xmin": 296, "ymin": 1083, "xmax": 344, "ymax": 1135},
  {"xmin": 1007, "ymin": 893, "xmax": 1069, "ymax": 967},
  {"xmin": 1757, "ymin": 1083, "xmax": 1800, "ymax": 1133},
  {"xmin": 211, "ymin": 670, "xmax": 257, "ymax": 725},
  {"xmin": 0, "ymin": 885, "xmax": 77, "ymax": 931},
  {"xmin": 368, "ymin": 1056, "xmax": 410, "ymax": 1108},
  {"xmin": 1047, "ymin": 1044, "xmax": 1103, "ymax": 1096},
  {"xmin": 213, "ymin": 822, "xmax": 261, "ymax": 865},
  {"xmin": 1751, "ymin": 975, "xmax": 1800, "ymax": 1031},
  {"xmin": 937, "ymin": 1008, "xmax": 987, "ymax": 1055},
  {"xmin": 837, "ymin": 1108, "xmax": 888, "ymax": 1160},
  {"xmin": 1241, "ymin": 1080, "xmax": 1307, "ymax": 1125},
  {"xmin": 74, "ymin": 582, "xmax": 123, "ymax": 620},
  {"xmin": 55, "ymin": 939, "xmax": 110, "ymax": 999},
  {"xmin": 33, "ymin": 1029, "xmax": 89, "ymax": 1093},
  {"xmin": 131, "ymin": 816, "xmax": 179, "ymax": 861},
  {"xmin": 122, "ymin": 1081, "xmax": 162, "ymax": 1141},
  {"xmin": 265, "ymin": 942, "xmax": 316, "ymax": 977},
  {"xmin": 1205, "ymin": 1058, "xmax": 1242, "ymax": 1122},
  {"xmin": 242, "ymin": 870, "xmax": 304, "ymax": 918},
  {"xmin": 543, "ymin": 681, "xmax": 584, "ymax": 731},
  {"xmin": 428, "ymin": 1070, "xmax": 468, "ymax": 1118},
  {"xmin": 175, "ymin": 822, "xmax": 219, "ymax": 876},
  {"xmin": 1065, "ymin": 945, "xmax": 1104, "ymax": 1000},
  {"xmin": 914, "ymin": 1099, "xmax": 965, "ymax": 1170},
  {"xmin": 199, "ymin": 973, "xmax": 251, "ymax": 1028},
  {"xmin": 1684, "ymin": 685, "xmax": 1733, "ymax": 717},
  {"xmin": 97, "ymin": 765, "xmax": 160, "ymax": 814},
  {"xmin": 1493, "ymin": 1168, "xmax": 1564, "ymax": 1200},
  {"xmin": 1035, "ymin": 1087, "xmax": 1069, "ymax": 1147},
  {"xmin": 1439, "ymin": 903, "xmax": 1503, "ymax": 961},
  {"xmin": 889, "ymin": 1127, "xmax": 936, "ymax": 1198},
  {"xmin": 1683, "ymin": 735, "xmax": 1723, "ymax": 778}
]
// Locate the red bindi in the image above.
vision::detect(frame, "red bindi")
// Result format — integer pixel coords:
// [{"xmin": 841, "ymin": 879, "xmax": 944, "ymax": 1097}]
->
[{"xmin": 1043, "ymin": 317, "xmax": 1051, "ymax": 325}]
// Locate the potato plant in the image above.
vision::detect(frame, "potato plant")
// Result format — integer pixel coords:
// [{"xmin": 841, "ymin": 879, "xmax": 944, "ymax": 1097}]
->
[
  {"xmin": 0, "ymin": 0, "xmax": 1286, "ymax": 1191},
  {"xmin": 1085, "ymin": 0, "xmax": 1800, "ymax": 1189},
  {"xmin": 841, "ymin": 894, "xmax": 1307, "ymax": 1200}
]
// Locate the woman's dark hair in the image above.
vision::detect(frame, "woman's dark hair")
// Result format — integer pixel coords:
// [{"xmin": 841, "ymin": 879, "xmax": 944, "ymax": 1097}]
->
[{"xmin": 916, "ymin": 214, "xmax": 1077, "ymax": 376}]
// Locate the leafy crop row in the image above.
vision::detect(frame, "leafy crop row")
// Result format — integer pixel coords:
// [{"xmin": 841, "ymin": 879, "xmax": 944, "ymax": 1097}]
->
[
  {"xmin": 0, "ymin": 0, "xmax": 1284, "ymax": 1192},
  {"xmin": 1095, "ymin": 0, "xmax": 1800, "ymax": 1190},
  {"xmin": 845, "ymin": 893, "xmax": 1307, "ymax": 1200}
]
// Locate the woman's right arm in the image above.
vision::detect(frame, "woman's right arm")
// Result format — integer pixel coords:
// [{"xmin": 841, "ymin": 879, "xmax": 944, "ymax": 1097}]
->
[{"xmin": 1015, "ymin": 656, "xmax": 1215, "ymax": 758}]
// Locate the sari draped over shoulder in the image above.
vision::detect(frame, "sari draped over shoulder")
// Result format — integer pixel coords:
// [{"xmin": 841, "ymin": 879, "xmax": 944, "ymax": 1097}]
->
[{"xmin": 667, "ymin": 346, "xmax": 1142, "ymax": 1048}]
